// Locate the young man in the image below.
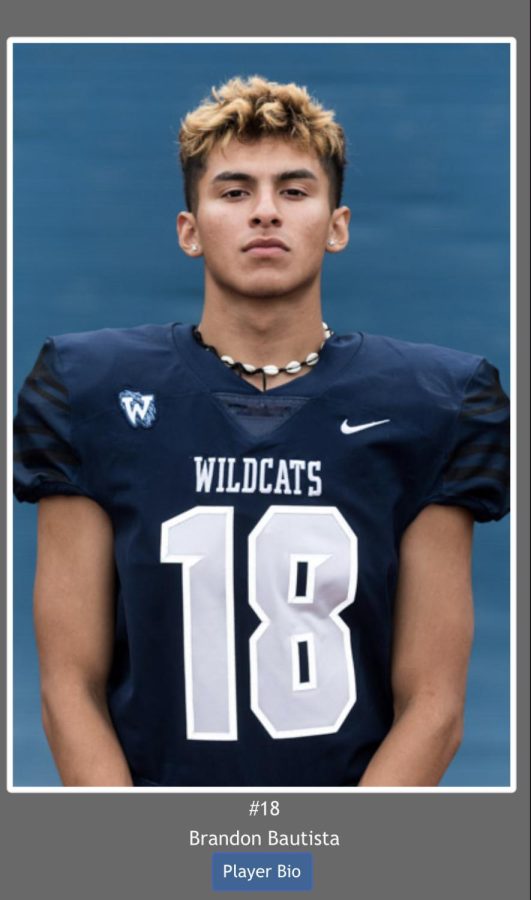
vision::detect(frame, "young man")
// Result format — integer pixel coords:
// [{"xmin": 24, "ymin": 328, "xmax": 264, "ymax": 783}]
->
[{"xmin": 14, "ymin": 76, "xmax": 509, "ymax": 787}]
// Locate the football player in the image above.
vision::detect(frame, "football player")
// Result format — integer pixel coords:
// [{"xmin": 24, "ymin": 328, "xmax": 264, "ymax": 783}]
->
[{"xmin": 14, "ymin": 76, "xmax": 510, "ymax": 786}]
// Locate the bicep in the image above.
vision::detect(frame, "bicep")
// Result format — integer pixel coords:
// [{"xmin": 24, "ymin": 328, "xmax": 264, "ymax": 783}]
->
[
  {"xmin": 34, "ymin": 496, "xmax": 116, "ymax": 693},
  {"xmin": 391, "ymin": 504, "xmax": 475, "ymax": 717}
]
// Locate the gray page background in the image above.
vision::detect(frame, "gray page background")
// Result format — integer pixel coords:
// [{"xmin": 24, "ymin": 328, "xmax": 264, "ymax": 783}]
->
[{"xmin": 2, "ymin": 2, "xmax": 529, "ymax": 899}]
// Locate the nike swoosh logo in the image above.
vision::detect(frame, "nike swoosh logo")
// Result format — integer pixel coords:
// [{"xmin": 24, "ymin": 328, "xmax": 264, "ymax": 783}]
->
[{"xmin": 340, "ymin": 418, "xmax": 391, "ymax": 435}]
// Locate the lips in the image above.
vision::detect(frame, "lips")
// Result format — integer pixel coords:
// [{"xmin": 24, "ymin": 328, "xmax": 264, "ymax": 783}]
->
[{"xmin": 243, "ymin": 238, "xmax": 289, "ymax": 252}]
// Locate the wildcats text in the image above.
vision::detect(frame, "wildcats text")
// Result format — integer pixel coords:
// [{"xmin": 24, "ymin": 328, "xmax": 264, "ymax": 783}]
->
[{"xmin": 193, "ymin": 456, "xmax": 322, "ymax": 496}]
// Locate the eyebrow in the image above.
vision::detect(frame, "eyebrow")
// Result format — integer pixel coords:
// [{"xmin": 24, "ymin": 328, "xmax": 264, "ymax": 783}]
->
[{"xmin": 211, "ymin": 168, "xmax": 318, "ymax": 184}]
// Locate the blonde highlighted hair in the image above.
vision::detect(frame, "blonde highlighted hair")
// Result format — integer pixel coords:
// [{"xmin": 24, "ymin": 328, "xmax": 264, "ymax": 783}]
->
[{"xmin": 179, "ymin": 75, "xmax": 346, "ymax": 211}]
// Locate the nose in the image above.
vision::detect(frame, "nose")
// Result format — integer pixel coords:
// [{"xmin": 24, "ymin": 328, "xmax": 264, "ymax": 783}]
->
[{"xmin": 250, "ymin": 189, "xmax": 282, "ymax": 227}]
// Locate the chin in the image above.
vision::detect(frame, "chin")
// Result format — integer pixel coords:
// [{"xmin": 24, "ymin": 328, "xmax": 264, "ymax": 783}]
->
[
  {"xmin": 230, "ymin": 273, "xmax": 317, "ymax": 301},
  {"xmin": 244, "ymin": 286, "xmax": 297, "ymax": 301}
]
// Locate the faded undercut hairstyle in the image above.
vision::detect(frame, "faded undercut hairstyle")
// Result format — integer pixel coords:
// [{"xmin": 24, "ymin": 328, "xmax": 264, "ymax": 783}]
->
[{"xmin": 179, "ymin": 75, "xmax": 347, "ymax": 212}]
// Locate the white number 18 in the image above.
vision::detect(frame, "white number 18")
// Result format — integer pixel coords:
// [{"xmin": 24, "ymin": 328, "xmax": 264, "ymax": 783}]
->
[{"xmin": 161, "ymin": 506, "xmax": 358, "ymax": 741}]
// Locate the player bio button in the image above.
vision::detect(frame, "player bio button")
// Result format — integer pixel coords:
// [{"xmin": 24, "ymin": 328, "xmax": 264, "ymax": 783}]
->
[{"xmin": 212, "ymin": 852, "xmax": 313, "ymax": 892}]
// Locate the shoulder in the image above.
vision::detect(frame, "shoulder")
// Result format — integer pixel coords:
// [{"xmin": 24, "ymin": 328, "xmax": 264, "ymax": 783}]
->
[
  {"xmin": 52, "ymin": 322, "xmax": 174, "ymax": 365},
  {"xmin": 359, "ymin": 332, "xmax": 483, "ymax": 382},
  {"xmin": 352, "ymin": 334, "xmax": 508, "ymax": 524},
  {"xmin": 49, "ymin": 322, "xmax": 176, "ymax": 388},
  {"xmin": 331, "ymin": 333, "xmax": 508, "ymax": 456},
  {"xmin": 353, "ymin": 332, "xmax": 489, "ymax": 411},
  {"xmin": 41, "ymin": 322, "xmax": 180, "ymax": 416}
]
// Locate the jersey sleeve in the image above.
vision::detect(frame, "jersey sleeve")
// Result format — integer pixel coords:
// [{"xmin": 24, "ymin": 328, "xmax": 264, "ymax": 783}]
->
[
  {"xmin": 424, "ymin": 358, "xmax": 510, "ymax": 522},
  {"xmin": 13, "ymin": 338, "xmax": 91, "ymax": 504}
]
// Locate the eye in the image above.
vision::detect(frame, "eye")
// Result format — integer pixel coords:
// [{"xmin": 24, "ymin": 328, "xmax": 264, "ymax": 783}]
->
[
  {"xmin": 222, "ymin": 188, "xmax": 249, "ymax": 200},
  {"xmin": 281, "ymin": 188, "xmax": 308, "ymax": 199}
]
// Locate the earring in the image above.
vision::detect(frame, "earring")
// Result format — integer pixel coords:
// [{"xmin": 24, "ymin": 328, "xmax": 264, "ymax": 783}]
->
[
  {"xmin": 327, "ymin": 239, "xmax": 336, "ymax": 247},
  {"xmin": 191, "ymin": 244, "xmax": 198, "ymax": 252}
]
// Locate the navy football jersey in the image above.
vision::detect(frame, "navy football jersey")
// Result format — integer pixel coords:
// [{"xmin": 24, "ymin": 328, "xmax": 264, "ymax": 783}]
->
[{"xmin": 14, "ymin": 324, "xmax": 510, "ymax": 786}]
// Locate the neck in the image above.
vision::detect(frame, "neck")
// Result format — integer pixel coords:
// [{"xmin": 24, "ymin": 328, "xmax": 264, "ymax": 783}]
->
[{"xmin": 197, "ymin": 285, "xmax": 325, "ymax": 369}]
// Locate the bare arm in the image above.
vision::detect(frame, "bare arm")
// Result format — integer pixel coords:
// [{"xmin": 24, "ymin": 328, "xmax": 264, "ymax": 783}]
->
[
  {"xmin": 359, "ymin": 504, "xmax": 475, "ymax": 787},
  {"xmin": 34, "ymin": 496, "xmax": 133, "ymax": 786}
]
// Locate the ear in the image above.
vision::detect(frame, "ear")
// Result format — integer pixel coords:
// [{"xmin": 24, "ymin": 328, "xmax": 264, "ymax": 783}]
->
[
  {"xmin": 177, "ymin": 211, "xmax": 202, "ymax": 256},
  {"xmin": 325, "ymin": 206, "xmax": 351, "ymax": 253}
]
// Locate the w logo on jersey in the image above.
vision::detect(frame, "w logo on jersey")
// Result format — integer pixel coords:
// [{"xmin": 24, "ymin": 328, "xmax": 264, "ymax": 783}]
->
[{"xmin": 119, "ymin": 390, "xmax": 157, "ymax": 428}]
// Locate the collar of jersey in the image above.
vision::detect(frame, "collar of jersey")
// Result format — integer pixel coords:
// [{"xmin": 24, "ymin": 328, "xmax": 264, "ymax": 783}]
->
[{"xmin": 171, "ymin": 323, "xmax": 364, "ymax": 398}]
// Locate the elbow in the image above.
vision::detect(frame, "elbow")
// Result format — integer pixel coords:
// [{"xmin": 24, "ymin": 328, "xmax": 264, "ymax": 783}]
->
[
  {"xmin": 40, "ymin": 680, "xmax": 66, "ymax": 740},
  {"xmin": 425, "ymin": 706, "xmax": 466, "ymax": 757},
  {"xmin": 442, "ymin": 709, "xmax": 465, "ymax": 759},
  {"xmin": 395, "ymin": 693, "xmax": 466, "ymax": 757},
  {"xmin": 40, "ymin": 672, "xmax": 108, "ymax": 737},
  {"xmin": 40, "ymin": 685, "xmax": 62, "ymax": 747}
]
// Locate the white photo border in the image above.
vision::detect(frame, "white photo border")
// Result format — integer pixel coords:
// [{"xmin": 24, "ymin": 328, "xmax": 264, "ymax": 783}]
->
[{"xmin": 6, "ymin": 35, "xmax": 517, "ymax": 794}]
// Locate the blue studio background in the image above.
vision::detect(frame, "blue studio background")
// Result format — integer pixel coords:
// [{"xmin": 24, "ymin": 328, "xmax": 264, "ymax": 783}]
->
[{"xmin": 13, "ymin": 41, "xmax": 510, "ymax": 787}]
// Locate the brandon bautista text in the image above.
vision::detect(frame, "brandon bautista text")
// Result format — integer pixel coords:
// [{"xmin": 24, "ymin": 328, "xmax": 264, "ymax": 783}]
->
[{"xmin": 190, "ymin": 829, "xmax": 340, "ymax": 847}]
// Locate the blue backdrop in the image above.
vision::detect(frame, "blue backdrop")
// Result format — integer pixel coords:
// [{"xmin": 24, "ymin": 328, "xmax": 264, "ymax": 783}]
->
[{"xmin": 13, "ymin": 41, "xmax": 511, "ymax": 787}]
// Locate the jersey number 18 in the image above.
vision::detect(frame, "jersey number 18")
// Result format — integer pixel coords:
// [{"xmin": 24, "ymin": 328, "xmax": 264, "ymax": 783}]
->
[{"xmin": 161, "ymin": 506, "xmax": 358, "ymax": 740}]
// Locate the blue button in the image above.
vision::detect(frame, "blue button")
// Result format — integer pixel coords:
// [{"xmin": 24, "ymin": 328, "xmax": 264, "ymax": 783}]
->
[{"xmin": 212, "ymin": 852, "xmax": 313, "ymax": 891}]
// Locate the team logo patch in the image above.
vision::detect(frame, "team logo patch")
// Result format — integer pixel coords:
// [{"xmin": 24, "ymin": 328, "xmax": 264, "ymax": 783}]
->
[{"xmin": 119, "ymin": 390, "xmax": 157, "ymax": 428}]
